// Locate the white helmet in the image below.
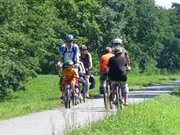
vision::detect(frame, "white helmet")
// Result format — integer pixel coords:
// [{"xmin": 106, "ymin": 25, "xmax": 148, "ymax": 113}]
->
[{"xmin": 112, "ymin": 38, "xmax": 123, "ymax": 44}]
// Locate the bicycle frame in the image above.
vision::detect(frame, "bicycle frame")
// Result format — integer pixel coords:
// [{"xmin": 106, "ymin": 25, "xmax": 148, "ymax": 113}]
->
[{"xmin": 111, "ymin": 82, "xmax": 123, "ymax": 109}]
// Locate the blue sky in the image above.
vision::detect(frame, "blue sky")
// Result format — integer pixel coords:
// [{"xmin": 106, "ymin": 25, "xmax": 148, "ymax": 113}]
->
[{"xmin": 155, "ymin": 0, "xmax": 180, "ymax": 8}]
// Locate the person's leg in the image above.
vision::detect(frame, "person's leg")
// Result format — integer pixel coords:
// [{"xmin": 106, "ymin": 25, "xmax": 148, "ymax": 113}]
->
[
  {"xmin": 80, "ymin": 76, "xmax": 88, "ymax": 96},
  {"xmin": 71, "ymin": 79, "xmax": 77, "ymax": 95},
  {"xmin": 121, "ymin": 82, "xmax": 129, "ymax": 105},
  {"xmin": 109, "ymin": 81, "xmax": 116, "ymax": 109},
  {"xmin": 85, "ymin": 75, "xmax": 90, "ymax": 97},
  {"xmin": 100, "ymin": 72, "xmax": 107, "ymax": 94}
]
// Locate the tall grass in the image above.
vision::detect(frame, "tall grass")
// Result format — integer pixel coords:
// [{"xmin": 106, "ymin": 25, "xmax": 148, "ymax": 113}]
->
[{"xmin": 67, "ymin": 95, "xmax": 180, "ymax": 135}]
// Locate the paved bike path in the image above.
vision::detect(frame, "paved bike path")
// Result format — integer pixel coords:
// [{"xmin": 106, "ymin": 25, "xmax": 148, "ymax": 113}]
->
[{"xmin": 0, "ymin": 81, "xmax": 180, "ymax": 135}]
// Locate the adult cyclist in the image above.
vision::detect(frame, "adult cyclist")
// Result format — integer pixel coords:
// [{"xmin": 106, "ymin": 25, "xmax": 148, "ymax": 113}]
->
[
  {"xmin": 58, "ymin": 34, "xmax": 80, "ymax": 99},
  {"xmin": 108, "ymin": 47, "xmax": 128, "ymax": 108},
  {"xmin": 58, "ymin": 34, "xmax": 80, "ymax": 65},
  {"xmin": 99, "ymin": 47, "xmax": 114, "ymax": 94},
  {"xmin": 80, "ymin": 45, "xmax": 93, "ymax": 97},
  {"xmin": 111, "ymin": 38, "xmax": 131, "ymax": 106}
]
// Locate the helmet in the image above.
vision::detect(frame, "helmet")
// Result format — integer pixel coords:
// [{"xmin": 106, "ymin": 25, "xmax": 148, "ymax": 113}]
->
[
  {"xmin": 80, "ymin": 45, "xmax": 88, "ymax": 50},
  {"xmin": 64, "ymin": 60, "xmax": 74, "ymax": 67},
  {"xmin": 112, "ymin": 38, "xmax": 123, "ymax": 44},
  {"xmin": 65, "ymin": 34, "xmax": 74, "ymax": 42}
]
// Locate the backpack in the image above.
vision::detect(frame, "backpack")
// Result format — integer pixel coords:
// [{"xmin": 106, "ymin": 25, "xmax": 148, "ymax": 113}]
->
[
  {"xmin": 63, "ymin": 45, "xmax": 77, "ymax": 64},
  {"xmin": 89, "ymin": 75, "xmax": 96, "ymax": 89}
]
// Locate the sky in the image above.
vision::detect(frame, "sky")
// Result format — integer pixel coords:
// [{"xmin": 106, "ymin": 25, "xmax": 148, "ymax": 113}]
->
[{"xmin": 155, "ymin": 0, "xmax": 180, "ymax": 8}]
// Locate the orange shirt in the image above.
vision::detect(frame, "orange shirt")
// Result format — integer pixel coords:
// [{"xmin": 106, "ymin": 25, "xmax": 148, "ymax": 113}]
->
[
  {"xmin": 63, "ymin": 67, "xmax": 78, "ymax": 84},
  {"xmin": 100, "ymin": 53, "xmax": 114, "ymax": 72}
]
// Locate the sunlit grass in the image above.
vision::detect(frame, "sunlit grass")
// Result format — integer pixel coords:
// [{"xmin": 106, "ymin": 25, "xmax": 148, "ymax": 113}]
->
[
  {"xmin": 0, "ymin": 73, "xmax": 180, "ymax": 120},
  {"xmin": 0, "ymin": 75, "xmax": 59, "ymax": 119},
  {"xmin": 67, "ymin": 95, "xmax": 180, "ymax": 135}
]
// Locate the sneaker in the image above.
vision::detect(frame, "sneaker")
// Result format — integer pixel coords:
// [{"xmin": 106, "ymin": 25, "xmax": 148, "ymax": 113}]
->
[
  {"xmin": 86, "ymin": 93, "xmax": 90, "ymax": 98},
  {"xmin": 79, "ymin": 94, "xmax": 83, "ymax": 100},
  {"xmin": 123, "ymin": 103, "xmax": 128, "ymax": 106}
]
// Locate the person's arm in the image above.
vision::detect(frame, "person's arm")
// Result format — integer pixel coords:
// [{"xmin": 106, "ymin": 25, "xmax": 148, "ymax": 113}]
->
[
  {"xmin": 58, "ymin": 45, "xmax": 64, "ymax": 62},
  {"xmin": 88, "ymin": 53, "xmax": 93, "ymax": 70},
  {"xmin": 99, "ymin": 56, "xmax": 103, "ymax": 72},
  {"xmin": 124, "ymin": 52, "xmax": 131, "ymax": 71},
  {"xmin": 125, "ymin": 53, "xmax": 130, "ymax": 66},
  {"xmin": 74, "ymin": 45, "xmax": 80, "ymax": 64},
  {"xmin": 107, "ymin": 58, "xmax": 112, "ymax": 72},
  {"xmin": 81, "ymin": 62, "xmax": 86, "ymax": 74}
]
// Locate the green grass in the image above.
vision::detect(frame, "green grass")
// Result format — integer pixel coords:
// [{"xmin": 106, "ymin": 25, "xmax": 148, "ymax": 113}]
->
[
  {"xmin": 0, "ymin": 75, "xmax": 60, "ymax": 119},
  {"xmin": 91, "ymin": 73, "xmax": 180, "ymax": 96},
  {"xmin": 67, "ymin": 95, "xmax": 180, "ymax": 135},
  {"xmin": 128, "ymin": 73, "xmax": 180, "ymax": 87},
  {"xmin": 0, "ymin": 73, "xmax": 180, "ymax": 120},
  {"xmin": 171, "ymin": 88, "xmax": 180, "ymax": 97}
]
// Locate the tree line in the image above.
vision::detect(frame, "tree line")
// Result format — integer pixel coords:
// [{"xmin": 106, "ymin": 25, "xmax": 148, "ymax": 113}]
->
[{"xmin": 0, "ymin": 0, "xmax": 179, "ymax": 97}]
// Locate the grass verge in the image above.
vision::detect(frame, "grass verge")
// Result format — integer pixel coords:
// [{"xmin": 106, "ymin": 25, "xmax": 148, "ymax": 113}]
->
[
  {"xmin": 66, "ymin": 95, "xmax": 180, "ymax": 135},
  {"xmin": 0, "ymin": 73, "xmax": 180, "ymax": 120},
  {"xmin": 128, "ymin": 73, "xmax": 180, "ymax": 87},
  {"xmin": 171, "ymin": 88, "xmax": 180, "ymax": 96},
  {"xmin": 90, "ymin": 73, "xmax": 180, "ymax": 96},
  {"xmin": 0, "ymin": 75, "xmax": 59, "ymax": 120}
]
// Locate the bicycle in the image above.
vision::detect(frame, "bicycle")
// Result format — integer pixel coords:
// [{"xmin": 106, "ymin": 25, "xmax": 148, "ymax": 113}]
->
[
  {"xmin": 63, "ymin": 77, "xmax": 82, "ymax": 108},
  {"xmin": 63, "ymin": 83, "xmax": 72, "ymax": 108},
  {"xmin": 110, "ymin": 81, "xmax": 124, "ymax": 109},
  {"xmin": 63, "ymin": 84, "xmax": 82, "ymax": 108},
  {"xmin": 103, "ymin": 74, "xmax": 111, "ymax": 110}
]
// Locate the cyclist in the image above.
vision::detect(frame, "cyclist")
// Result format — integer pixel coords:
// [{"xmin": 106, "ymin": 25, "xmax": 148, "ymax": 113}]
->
[
  {"xmin": 108, "ymin": 47, "xmax": 129, "ymax": 108},
  {"xmin": 62, "ymin": 60, "xmax": 79, "ymax": 99},
  {"xmin": 80, "ymin": 45, "xmax": 93, "ymax": 97},
  {"xmin": 58, "ymin": 34, "xmax": 80, "ymax": 99},
  {"xmin": 77, "ymin": 60, "xmax": 88, "ymax": 99},
  {"xmin": 58, "ymin": 34, "xmax": 80, "ymax": 65},
  {"xmin": 111, "ymin": 38, "xmax": 131, "ymax": 105},
  {"xmin": 99, "ymin": 47, "xmax": 114, "ymax": 94}
]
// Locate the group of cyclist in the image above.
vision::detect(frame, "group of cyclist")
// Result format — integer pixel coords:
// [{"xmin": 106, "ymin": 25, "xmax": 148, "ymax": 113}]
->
[
  {"xmin": 57, "ymin": 34, "xmax": 93, "ymax": 103},
  {"xmin": 57, "ymin": 34, "xmax": 131, "ymax": 108},
  {"xmin": 100, "ymin": 38, "xmax": 131, "ymax": 107}
]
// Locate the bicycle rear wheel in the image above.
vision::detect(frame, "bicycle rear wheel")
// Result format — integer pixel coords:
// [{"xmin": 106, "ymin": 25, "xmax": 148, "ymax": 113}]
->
[
  {"xmin": 64, "ymin": 92, "xmax": 71, "ymax": 108},
  {"xmin": 116, "ymin": 86, "xmax": 120, "ymax": 109},
  {"xmin": 104, "ymin": 80, "xmax": 110, "ymax": 110}
]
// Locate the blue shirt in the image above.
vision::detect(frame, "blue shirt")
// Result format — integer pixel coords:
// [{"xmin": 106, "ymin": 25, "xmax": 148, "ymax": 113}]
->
[{"xmin": 59, "ymin": 43, "xmax": 79, "ymax": 64}]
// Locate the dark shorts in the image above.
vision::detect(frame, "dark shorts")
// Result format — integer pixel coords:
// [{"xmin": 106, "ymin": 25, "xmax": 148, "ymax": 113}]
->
[{"xmin": 100, "ymin": 72, "xmax": 108, "ymax": 80}]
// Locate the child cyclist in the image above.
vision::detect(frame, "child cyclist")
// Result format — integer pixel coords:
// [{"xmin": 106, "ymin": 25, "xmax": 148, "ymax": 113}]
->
[{"xmin": 62, "ymin": 60, "xmax": 79, "ymax": 99}]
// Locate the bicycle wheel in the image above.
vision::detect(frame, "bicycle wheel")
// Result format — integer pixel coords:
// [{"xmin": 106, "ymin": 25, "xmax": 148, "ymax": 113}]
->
[
  {"xmin": 104, "ymin": 80, "xmax": 110, "ymax": 110},
  {"xmin": 64, "ymin": 91, "xmax": 71, "ymax": 109},
  {"xmin": 116, "ymin": 85, "xmax": 121, "ymax": 110},
  {"xmin": 118, "ymin": 87, "xmax": 123, "ymax": 109}
]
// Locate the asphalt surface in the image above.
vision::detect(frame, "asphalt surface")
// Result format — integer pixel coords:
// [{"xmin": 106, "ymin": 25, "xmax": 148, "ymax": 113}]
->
[{"xmin": 0, "ymin": 80, "xmax": 180, "ymax": 135}]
